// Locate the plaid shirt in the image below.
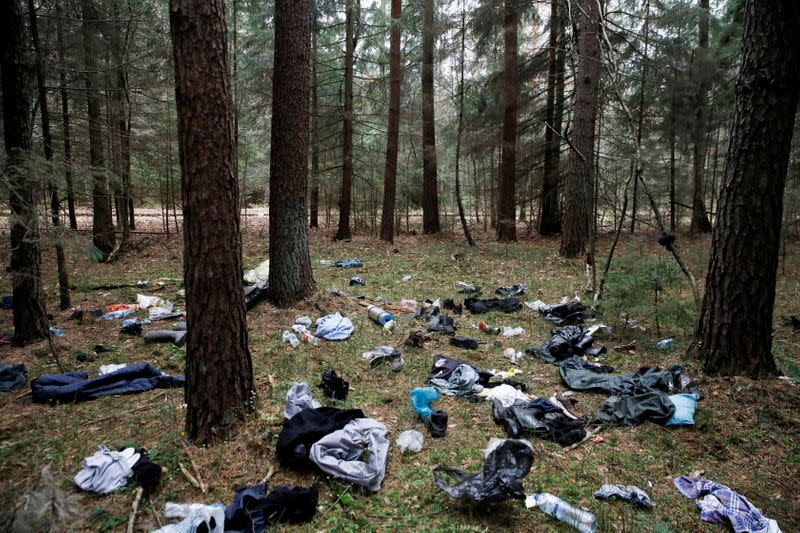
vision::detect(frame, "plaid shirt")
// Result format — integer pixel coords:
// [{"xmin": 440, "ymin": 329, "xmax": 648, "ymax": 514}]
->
[{"xmin": 674, "ymin": 476, "xmax": 782, "ymax": 533}]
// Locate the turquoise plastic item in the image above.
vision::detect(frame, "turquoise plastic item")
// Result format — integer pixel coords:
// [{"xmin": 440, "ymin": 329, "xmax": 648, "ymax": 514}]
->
[
  {"xmin": 410, "ymin": 387, "xmax": 440, "ymax": 419},
  {"xmin": 665, "ymin": 393, "xmax": 698, "ymax": 426}
]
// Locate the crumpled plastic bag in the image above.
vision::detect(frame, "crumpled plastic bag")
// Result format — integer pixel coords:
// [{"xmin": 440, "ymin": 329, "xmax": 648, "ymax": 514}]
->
[
  {"xmin": 410, "ymin": 387, "xmax": 440, "ymax": 419},
  {"xmin": 284, "ymin": 382, "xmax": 320, "ymax": 419},
  {"xmin": 396, "ymin": 430, "xmax": 424, "ymax": 453},
  {"xmin": 319, "ymin": 368, "xmax": 349, "ymax": 400},
  {"xmin": 433, "ymin": 439, "xmax": 533, "ymax": 503},
  {"xmin": 0, "ymin": 466, "xmax": 82, "ymax": 533}
]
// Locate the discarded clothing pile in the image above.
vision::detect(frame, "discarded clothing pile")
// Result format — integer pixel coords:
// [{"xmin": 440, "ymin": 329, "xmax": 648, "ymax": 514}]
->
[
  {"xmin": 315, "ymin": 313, "xmax": 355, "ymax": 340},
  {"xmin": 495, "ymin": 284, "xmax": 527, "ymax": 297},
  {"xmin": 277, "ymin": 386, "xmax": 389, "ymax": 492},
  {"xmin": 464, "ymin": 297, "xmax": 521, "ymax": 314},
  {"xmin": 527, "ymin": 298, "xmax": 592, "ymax": 325},
  {"xmin": 595, "ymin": 484, "xmax": 655, "ymax": 509},
  {"xmin": 427, "ymin": 355, "xmax": 484, "ymax": 397},
  {"xmin": 74, "ymin": 445, "xmax": 161, "ymax": 494},
  {"xmin": 674, "ymin": 476, "xmax": 781, "ymax": 533},
  {"xmin": 410, "ymin": 387, "xmax": 448, "ymax": 438},
  {"xmin": 492, "ymin": 397, "xmax": 587, "ymax": 446},
  {"xmin": 527, "ymin": 325, "xmax": 606, "ymax": 363},
  {"xmin": 560, "ymin": 363, "xmax": 698, "ymax": 426},
  {"xmin": 0, "ymin": 361, "xmax": 27, "ymax": 391},
  {"xmin": 362, "ymin": 346, "xmax": 404, "ymax": 371},
  {"xmin": 335, "ymin": 259, "xmax": 364, "ymax": 268},
  {"xmin": 31, "ymin": 363, "xmax": 184, "ymax": 404},
  {"xmin": 426, "ymin": 314, "xmax": 456, "ymax": 335},
  {"xmin": 0, "ymin": 466, "xmax": 82, "ymax": 532},
  {"xmin": 242, "ymin": 259, "xmax": 270, "ymax": 310},
  {"xmin": 434, "ymin": 439, "xmax": 533, "ymax": 503}
]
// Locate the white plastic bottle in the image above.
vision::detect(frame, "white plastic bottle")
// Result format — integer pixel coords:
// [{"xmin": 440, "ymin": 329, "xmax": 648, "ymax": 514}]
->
[{"xmin": 525, "ymin": 493, "xmax": 597, "ymax": 533}]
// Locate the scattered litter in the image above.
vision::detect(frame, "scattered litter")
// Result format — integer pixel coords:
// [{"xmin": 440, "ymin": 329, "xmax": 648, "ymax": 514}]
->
[
  {"xmin": 464, "ymin": 297, "xmax": 521, "ymax": 314},
  {"xmin": 315, "ymin": 313, "xmax": 355, "ymax": 340},
  {"xmin": 0, "ymin": 295, "xmax": 12, "ymax": 310},
  {"xmin": 456, "ymin": 281, "xmax": 481, "ymax": 296},
  {"xmin": 674, "ymin": 476, "xmax": 781, "ymax": 533},
  {"xmin": 594, "ymin": 484, "xmax": 655, "ymax": 510},
  {"xmin": 480, "ymin": 384, "xmax": 529, "ymax": 407},
  {"xmin": 69, "ymin": 309, "xmax": 84, "ymax": 321},
  {"xmin": 102, "ymin": 309, "xmax": 133, "ymax": 320},
  {"xmin": 593, "ymin": 435, "xmax": 605, "ymax": 445},
  {"xmin": 405, "ymin": 329, "xmax": 433, "ymax": 347},
  {"xmin": 244, "ymin": 278, "xmax": 269, "ymax": 310},
  {"xmin": 0, "ymin": 466, "xmax": 82, "ymax": 532},
  {"xmin": 434, "ymin": 439, "xmax": 533, "ymax": 503},
  {"xmin": 335, "ymin": 259, "xmax": 364, "ymax": 268},
  {"xmin": 655, "ymin": 338, "xmax": 675, "ymax": 350},
  {"xmin": 450, "ymin": 336, "xmax": 479, "ymax": 350},
  {"xmin": 242, "ymin": 259, "xmax": 270, "ymax": 285},
  {"xmin": 0, "ymin": 362, "xmax": 27, "ymax": 391},
  {"xmin": 426, "ymin": 410, "xmax": 448, "ymax": 438},
  {"xmin": 349, "ymin": 277, "xmax": 365, "ymax": 286},
  {"xmin": 149, "ymin": 300, "xmax": 175, "ymax": 320},
  {"xmin": 401, "ymin": 275, "xmax": 412, "ymax": 282},
  {"xmin": 276, "ymin": 407, "xmax": 364, "ymax": 469},
  {"xmin": 502, "ymin": 326, "xmax": 524, "ymax": 337},
  {"xmin": 495, "ymin": 284, "xmax": 527, "ymax": 297},
  {"xmin": 31, "ymin": 363, "xmax": 184, "ymax": 404},
  {"xmin": 398, "ymin": 299, "xmax": 418, "ymax": 311},
  {"xmin": 526, "ymin": 493, "xmax": 597, "ymax": 533},
  {"xmin": 136, "ymin": 294, "xmax": 166, "ymax": 309},
  {"xmin": 319, "ymin": 368, "xmax": 349, "ymax": 400},
  {"xmin": 290, "ymin": 324, "xmax": 321, "ymax": 346},
  {"xmin": 284, "ymin": 382, "xmax": 321, "ymax": 419},
  {"xmin": 367, "ymin": 305, "xmax": 396, "ymax": 331},
  {"xmin": 427, "ymin": 355, "xmax": 484, "ymax": 397},
  {"xmin": 93, "ymin": 344, "xmax": 116, "ymax": 354},
  {"xmin": 49, "ymin": 327, "xmax": 64, "ymax": 337},
  {"xmin": 362, "ymin": 346, "xmax": 404, "ymax": 371},
  {"xmin": 396, "ymin": 430, "xmax": 424, "ymax": 453},
  {"xmin": 492, "ymin": 397, "xmax": 587, "ymax": 446},
  {"xmin": 443, "ymin": 299, "xmax": 462, "ymax": 315},
  {"xmin": 665, "ymin": 393, "xmax": 699, "ymax": 426},
  {"xmin": 144, "ymin": 330, "xmax": 186, "ymax": 346},
  {"xmin": 503, "ymin": 348, "xmax": 523, "ymax": 364},
  {"xmin": 74, "ymin": 445, "xmax": 140, "ymax": 494},
  {"xmin": 528, "ymin": 298, "xmax": 592, "ymax": 325},
  {"xmin": 121, "ymin": 318, "xmax": 149, "ymax": 336},
  {"xmin": 410, "ymin": 387, "xmax": 440, "ymax": 419},
  {"xmin": 76, "ymin": 353, "xmax": 95, "ymax": 363},
  {"xmin": 477, "ymin": 320, "xmax": 501, "ymax": 335},
  {"xmin": 319, "ymin": 259, "xmax": 335, "ymax": 266},
  {"xmin": 295, "ymin": 316, "xmax": 313, "ymax": 327},
  {"xmin": 224, "ymin": 483, "xmax": 318, "ymax": 529},
  {"xmin": 528, "ymin": 325, "xmax": 606, "ymax": 363},
  {"xmin": 427, "ymin": 314, "xmax": 456, "ymax": 335},
  {"xmin": 309, "ymin": 418, "xmax": 389, "ymax": 492},
  {"xmin": 155, "ymin": 502, "xmax": 225, "ymax": 533},
  {"xmin": 282, "ymin": 331, "xmax": 300, "ymax": 349},
  {"xmin": 99, "ymin": 363, "xmax": 128, "ymax": 375}
]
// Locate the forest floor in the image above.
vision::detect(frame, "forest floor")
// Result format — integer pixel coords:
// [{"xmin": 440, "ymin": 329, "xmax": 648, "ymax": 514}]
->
[{"xmin": 0, "ymin": 217, "xmax": 799, "ymax": 532}]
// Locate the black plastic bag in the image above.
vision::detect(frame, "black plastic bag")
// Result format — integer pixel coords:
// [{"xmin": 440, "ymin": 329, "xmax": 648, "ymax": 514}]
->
[
  {"xmin": 425, "ymin": 410, "xmax": 448, "ymax": 438},
  {"xmin": 319, "ymin": 368, "xmax": 349, "ymax": 400},
  {"xmin": 464, "ymin": 297, "xmax": 521, "ymax": 314},
  {"xmin": 450, "ymin": 336, "xmax": 479, "ymax": 350},
  {"xmin": 433, "ymin": 439, "xmax": 533, "ymax": 503}
]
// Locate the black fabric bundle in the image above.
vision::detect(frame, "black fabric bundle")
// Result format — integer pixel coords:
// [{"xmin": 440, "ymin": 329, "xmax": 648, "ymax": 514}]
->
[
  {"xmin": 276, "ymin": 407, "xmax": 364, "ymax": 469},
  {"xmin": 464, "ymin": 297, "xmax": 521, "ymax": 314}
]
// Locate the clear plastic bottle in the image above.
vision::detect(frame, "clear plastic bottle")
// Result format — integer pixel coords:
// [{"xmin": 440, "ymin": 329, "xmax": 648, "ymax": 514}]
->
[
  {"xmin": 525, "ymin": 493, "xmax": 597, "ymax": 533},
  {"xmin": 367, "ymin": 305, "xmax": 396, "ymax": 327},
  {"xmin": 281, "ymin": 330, "xmax": 300, "ymax": 348}
]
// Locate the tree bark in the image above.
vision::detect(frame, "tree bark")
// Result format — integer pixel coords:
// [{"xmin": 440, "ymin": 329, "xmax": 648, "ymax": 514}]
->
[
  {"xmin": 560, "ymin": 0, "xmax": 600, "ymax": 258},
  {"xmin": 688, "ymin": 0, "xmax": 799, "ymax": 377},
  {"xmin": 108, "ymin": 3, "xmax": 130, "ymax": 258},
  {"xmin": 334, "ymin": 0, "xmax": 355, "ymax": 241},
  {"xmin": 56, "ymin": 0, "xmax": 78, "ymax": 230},
  {"xmin": 268, "ymin": 0, "xmax": 316, "ymax": 306},
  {"xmin": 690, "ymin": 0, "xmax": 713, "ymax": 233},
  {"xmin": 82, "ymin": 0, "xmax": 116, "ymax": 258},
  {"xmin": 28, "ymin": 0, "xmax": 71, "ymax": 310},
  {"xmin": 310, "ymin": 1, "xmax": 319, "ymax": 229},
  {"xmin": 2, "ymin": 0, "xmax": 49, "ymax": 345},
  {"xmin": 421, "ymin": 0, "xmax": 440, "ymax": 234},
  {"xmin": 169, "ymin": 0, "xmax": 254, "ymax": 443},
  {"xmin": 454, "ymin": 1, "xmax": 474, "ymax": 247},
  {"xmin": 497, "ymin": 0, "xmax": 518, "ymax": 242},
  {"xmin": 630, "ymin": 0, "xmax": 650, "ymax": 234},
  {"xmin": 539, "ymin": 0, "xmax": 562, "ymax": 235},
  {"xmin": 379, "ymin": 0, "xmax": 401, "ymax": 243}
]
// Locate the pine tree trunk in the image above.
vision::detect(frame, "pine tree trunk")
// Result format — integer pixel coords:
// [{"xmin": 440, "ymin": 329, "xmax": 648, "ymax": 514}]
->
[
  {"xmin": 2, "ymin": 0, "xmax": 49, "ymax": 345},
  {"xmin": 82, "ymin": 0, "xmax": 116, "ymax": 258},
  {"xmin": 169, "ymin": 0, "xmax": 254, "ymax": 443},
  {"xmin": 28, "ymin": 0, "xmax": 71, "ymax": 310},
  {"xmin": 56, "ymin": 0, "xmax": 78, "ymax": 230},
  {"xmin": 497, "ymin": 0, "xmax": 518, "ymax": 242},
  {"xmin": 631, "ymin": 0, "xmax": 651, "ymax": 236},
  {"xmin": 690, "ymin": 0, "xmax": 713, "ymax": 233},
  {"xmin": 108, "ymin": 5, "xmax": 130, "ymax": 257},
  {"xmin": 310, "ymin": 2, "xmax": 320, "ymax": 229},
  {"xmin": 421, "ymin": 0, "xmax": 440, "ymax": 234},
  {"xmin": 268, "ymin": 0, "xmax": 316, "ymax": 306},
  {"xmin": 689, "ymin": 0, "xmax": 799, "ymax": 377},
  {"xmin": 334, "ymin": 0, "xmax": 355, "ymax": 241},
  {"xmin": 380, "ymin": 0, "xmax": 401, "ymax": 243},
  {"xmin": 454, "ymin": 1, "xmax": 474, "ymax": 247},
  {"xmin": 539, "ymin": 0, "xmax": 562, "ymax": 235},
  {"xmin": 560, "ymin": 0, "xmax": 600, "ymax": 258}
]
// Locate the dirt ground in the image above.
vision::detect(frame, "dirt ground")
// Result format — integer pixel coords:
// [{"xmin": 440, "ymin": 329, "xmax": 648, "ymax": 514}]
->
[{"xmin": 0, "ymin": 215, "xmax": 798, "ymax": 532}]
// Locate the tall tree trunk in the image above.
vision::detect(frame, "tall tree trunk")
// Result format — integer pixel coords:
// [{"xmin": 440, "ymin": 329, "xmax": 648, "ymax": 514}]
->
[
  {"xmin": 688, "ymin": 0, "xmax": 799, "ymax": 376},
  {"xmin": 630, "ymin": 0, "xmax": 651, "ymax": 235},
  {"xmin": 421, "ymin": 0, "xmax": 440, "ymax": 234},
  {"xmin": 28, "ymin": 0, "xmax": 71, "ymax": 310},
  {"xmin": 82, "ymin": 0, "xmax": 116, "ymax": 258},
  {"xmin": 497, "ymin": 0, "xmax": 518, "ymax": 242},
  {"xmin": 454, "ymin": 1, "xmax": 474, "ymax": 247},
  {"xmin": 2, "ymin": 0, "xmax": 49, "ymax": 345},
  {"xmin": 539, "ymin": 0, "xmax": 562, "ymax": 235},
  {"xmin": 380, "ymin": 0, "xmax": 401, "ymax": 242},
  {"xmin": 169, "ymin": 0, "xmax": 254, "ymax": 443},
  {"xmin": 690, "ymin": 0, "xmax": 713, "ymax": 233},
  {"xmin": 268, "ymin": 0, "xmax": 316, "ymax": 306},
  {"xmin": 310, "ymin": 1, "xmax": 319, "ymax": 228},
  {"xmin": 670, "ymin": 108, "xmax": 677, "ymax": 232},
  {"xmin": 334, "ymin": 0, "xmax": 355, "ymax": 241},
  {"xmin": 108, "ymin": 3, "xmax": 130, "ymax": 258},
  {"xmin": 560, "ymin": 0, "xmax": 600, "ymax": 257},
  {"xmin": 56, "ymin": 0, "xmax": 78, "ymax": 230}
]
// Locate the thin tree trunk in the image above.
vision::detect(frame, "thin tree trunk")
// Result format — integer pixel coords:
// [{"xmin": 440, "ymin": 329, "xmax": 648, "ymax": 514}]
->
[
  {"xmin": 690, "ymin": 0, "xmax": 713, "ymax": 233},
  {"xmin": 560, "ymin": 0, "xmax": 600, "ymax": 257},
  {"xmin": 539, "ymin": 0, "xmax": 562, "ymax": 235},
  {"xmin": 380, "ymin": 0, "xmax": 401, "ymax": 242},
  {"xmin": 310, "ymin": 1, "xmax": 319, "ymax": 228},
  {"xmin": 28, "ymin": 0, "xmax": 71, "ymax": 310},
  {"xmin": 497, "ymin": 0, "xmax": 518, "ymax": 242},
  {"xmin": 670, "ymin": 95, "xmax": 677, "ymax": 231},
  {"xmin": 630, "ymin": 0, "xmax": 650, "ymax": 235},
  {"xmin": 334, "ymin": 0, "xmax": 355, "ymax": 241},
  {"xmin": 709, "ymin": 123, "xmax": 721, "ymax": 223},
  {"xmin": 82, "ymin": 0, "xmax": 116, "ymax": 258},
  {"xmin": 108, "ymin": 3, "xmax": 130, "ymax": 258},
  {"xmin": 454, "ymin": 1, "xmax": 474, "ymax": 247},
  {"xmin": 421, "ymin": 0, "xmax": 440, "ymax": 234},
  {"xmin": 689, "ymin": 0, "xmax": 799, "ymax": 376},
  {"xmin": 169, "ymin": 0, "xmax": 254, "ymax": 443},
  {"xmin": 268, "ymin": 0, "xmax": 316, "ymax": 306},
  {"xmin": 56, "ymin": 0, "xmax": 78, "ymax": 230}
]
